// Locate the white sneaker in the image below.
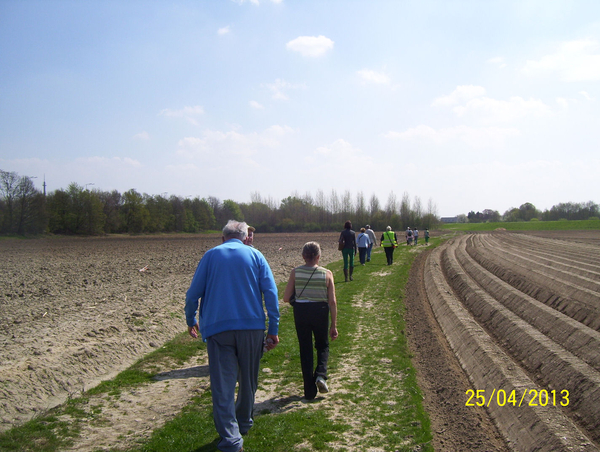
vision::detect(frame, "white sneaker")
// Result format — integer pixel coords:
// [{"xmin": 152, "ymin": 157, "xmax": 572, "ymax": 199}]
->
[{"xmin": 316, "ymin": 376, "xmax": 329, "ymax": 393}]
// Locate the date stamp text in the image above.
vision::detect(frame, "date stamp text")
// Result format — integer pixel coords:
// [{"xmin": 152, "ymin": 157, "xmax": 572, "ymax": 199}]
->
[{"xmin": 466, "ymin": 389, "xmax": 569, "ymax": 407}]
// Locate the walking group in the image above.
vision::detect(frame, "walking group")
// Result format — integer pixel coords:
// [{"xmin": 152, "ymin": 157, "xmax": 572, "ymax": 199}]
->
[
  {"xmin": 338, "ymin": 221, "xmax": 381, "ymax": 280},
  {"xmin": 405, "ymin": 227, "xmax": 430, "ymax": 246},
  {"xmin": 185, "ymin": 220, "xmax": 337, "ymax": 452},
  {"xmin": 184, "ymin": 219, "xmax": 430, "ymax": 451}
]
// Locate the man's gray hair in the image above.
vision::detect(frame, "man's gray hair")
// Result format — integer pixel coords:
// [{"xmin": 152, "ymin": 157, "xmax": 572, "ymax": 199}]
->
[{"xmin": 222, "ymin": 220, "xmax": 248, "ymax": 241}]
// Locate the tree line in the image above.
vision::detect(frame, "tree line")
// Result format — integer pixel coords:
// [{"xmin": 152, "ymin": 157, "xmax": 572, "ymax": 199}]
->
[
  {"xmin": 1, "ymin": 169, "xmax": 597, "ymax": 236},
  {"xmin": 0, "ymin": 170, "xmax": 442, "ymax": 235},
  {"xmin": 463, "ymin": 201, "xmax": 599, "ymax": 223}
]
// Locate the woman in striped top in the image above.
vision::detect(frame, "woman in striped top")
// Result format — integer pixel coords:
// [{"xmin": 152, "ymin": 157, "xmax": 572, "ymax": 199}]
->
[{"xmin": 283, "ymin": 241, "xmax": 338, "ymax": 400}]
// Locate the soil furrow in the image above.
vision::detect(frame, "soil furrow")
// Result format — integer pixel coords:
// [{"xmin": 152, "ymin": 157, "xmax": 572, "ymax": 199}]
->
[
  {"xmin": 443, "ymin": 235, "xmax": 600, "ymax": 443},
  {"xmin": 455, "ymin": 236, "xmax": 600, "ymax": 372},
  {"xmin": 424, "ymin": 244, "xmax": 597, "ymax": 451},
  {"xmin": 467, "ymin": 234, "xmax": 600, "ymax": 331},
  {"xmin": 499, "ymin": 233, "xmax": 600, "ymax": 269},
  {"xmin": 481, "ymin": 233, "xmax": 600, "ymax": 294},
  {"xmin": 492, "ymin": 233, "xmax": 600, "ymax": 277}
]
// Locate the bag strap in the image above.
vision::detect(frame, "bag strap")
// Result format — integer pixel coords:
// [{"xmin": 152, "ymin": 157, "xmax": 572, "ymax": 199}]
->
[
  {"xmin": 297, "ymin": 266, "xmax": 318, "ymax": 299},
  {"xmin": 386, "ymin": 231, "xmax": 395, "ymax": 244}
]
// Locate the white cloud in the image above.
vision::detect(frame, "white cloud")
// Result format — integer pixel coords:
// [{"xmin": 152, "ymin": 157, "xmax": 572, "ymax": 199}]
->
[
  {"xmin": 218, "ymin": 26, "xmax": 231, "ymax": 35},
  {"xmin": 488, "ymin": 56, "xmax": 507, "ymax": 69},
  {"xmin": 249, "ymin": 100, "xmax": 264, "ymax": 109},
  {"xmin": 263, "ymin": 79, "xmax": 306, "ymax": 100},
  {"xmin": 357, "ymin": 69, "xmax": 390, "ymax": 84},
  {"xmin": 176, "ymin": 125, "xmax": 294, "ymax": 165},
  {"xmin": 160, "ymin": 106, "xmax": 204, "ymax": 117},
  {"xmin": 286, "ymin": 35, "xmax": 334, "ymax": 57},
  {"xmin": 308, "ymin": 139, "xmax": 378, "ymax": 177},
  {"xmin": 81, "ymin": 156, "xmax": 142, "ymax": 168},
  {"xmin": 133, "ymin": 131, "xmax": 150, "ymax": 141},
  {"xmin": 523, "ymin": 38, "xmax": 600, "ymax": 81},
  {"xmin": 385, "ymin": 125, "xmax": 520, "ymax": 149},
  {"xmin": 232, "ymin": 0, "xmax": 260, "ymax": 5},
  {"xmin": 580, "ymin": 91, "xmax": 593, "ymax": 101},
  {"xmin": 433, "ymin": 86, "xmax": 551, "ymax": 124},
  {"xmin": 556, "ymin": 97, "xmax": 569, "ymax": 109},
  {"xmin": 432, "ymin": 85, "xmax": 487, "ymax": 107},
  {"xmin": 453, "ymin": 95, "xmax": 551, "ymax": 123},
  {"xmin": 159, "ymin": 105, "xmax": 205, "ymax": 125}
]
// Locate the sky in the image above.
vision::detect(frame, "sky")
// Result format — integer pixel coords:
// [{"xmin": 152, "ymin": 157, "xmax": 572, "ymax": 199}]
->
[{"xmin": 1, "ymin": 0, "xmax": 599, "ymax": 217}]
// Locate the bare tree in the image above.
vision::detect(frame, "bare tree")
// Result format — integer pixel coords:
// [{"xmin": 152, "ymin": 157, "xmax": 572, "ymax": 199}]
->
[
  {"xmin": 355, "ymin": 191, "xmax": 367, "ymax": 227},
  {"xmin": 341, "ymin": 190, "xmax": 353, "ymax": 220},
  {"xmin": 16, "ymin": 176, "xmax": 42, "ymax": 234},
  {"xmin": 400, "ymin": 192, "xmax": 411, "ymax": 229},
  {"xmin": 369, "ymin": 193, "xmax": 381, "ymax": 217},
  {"xmin": 413, "ymin": 195, "xmax": 422, "ymax": 227},
  {"xmin": 0, "ymin": 170, "xmax": 19, "ymax": 232},
  {"xmin": 329, "ymin": 189, "xmax": 340, "ymax": 223}
]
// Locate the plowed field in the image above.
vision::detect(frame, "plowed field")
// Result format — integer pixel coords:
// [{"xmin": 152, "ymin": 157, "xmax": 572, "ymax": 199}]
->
[
  {"xmin": 410, "ymin": 230, "xmax": 600, "ymax": 451},
  {"xmin": 0, "ymin": 232, "xmax": 341, "ymax": 432}
]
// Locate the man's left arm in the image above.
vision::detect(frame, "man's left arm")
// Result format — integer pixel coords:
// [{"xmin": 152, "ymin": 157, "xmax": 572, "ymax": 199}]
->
[
  {"xmin": 184, "ymin": 258, "xmax": 208, "ymax": 335},
  {"xmin": 259, "ymin": 258, "xmax": 280, "ymax": 344}
]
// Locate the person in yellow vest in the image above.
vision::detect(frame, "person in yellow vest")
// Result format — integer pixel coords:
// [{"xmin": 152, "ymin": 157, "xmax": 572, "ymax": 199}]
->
[
  {"xmin": 380, "ymin": 226, "xmax": 398, "ymax": 265},
  {"xmin": 283, "ymin": 242, "xmax": 338, "ymax": 400}
]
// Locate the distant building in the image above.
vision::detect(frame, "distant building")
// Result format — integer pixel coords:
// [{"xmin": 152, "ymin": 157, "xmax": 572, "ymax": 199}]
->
[{"xmin": 441, "ymin": 216, "xmax": 458, "ymax": 223}]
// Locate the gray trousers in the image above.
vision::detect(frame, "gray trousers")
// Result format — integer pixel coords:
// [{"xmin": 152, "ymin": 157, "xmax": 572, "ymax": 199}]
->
[{"xmin": 206, "ymin": 329, "xmax": 264, "ymax": 452}]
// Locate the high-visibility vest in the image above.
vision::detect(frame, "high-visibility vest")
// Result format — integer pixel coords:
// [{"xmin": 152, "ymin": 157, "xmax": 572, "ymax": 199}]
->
[{"xmin": 382, "ymin": 231, "xmax": 397, "ymax": 247}]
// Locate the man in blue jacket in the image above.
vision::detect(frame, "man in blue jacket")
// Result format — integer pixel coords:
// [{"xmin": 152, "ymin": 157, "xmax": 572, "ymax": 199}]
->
[{"xmin": 185, "ymin": 220, "xmax": 280, "ymax": 452}]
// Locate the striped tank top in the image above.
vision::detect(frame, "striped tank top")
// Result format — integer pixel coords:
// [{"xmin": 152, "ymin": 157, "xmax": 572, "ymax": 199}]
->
[{"xmin": 294, "ymin": 265, "xmax": 328, "ymax": 303}]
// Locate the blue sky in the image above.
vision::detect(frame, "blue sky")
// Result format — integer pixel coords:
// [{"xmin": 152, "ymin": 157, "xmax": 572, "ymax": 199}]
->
[{"xmin": 1, "ymin": 0, "xmax": 599, "ymax": 217}]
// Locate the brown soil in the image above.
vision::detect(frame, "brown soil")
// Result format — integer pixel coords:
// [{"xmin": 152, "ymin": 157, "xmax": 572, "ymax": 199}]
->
[
  {"xmin": 0, "ymin": 232, "xmax": 341, "ymax": 433},
  {"xmin": 407, "ymin": 230, "xmax": 600, "ymax": 452},
  {"xmin": 405, "ymin": 248, "xmax": 511, "ymax": 452}
]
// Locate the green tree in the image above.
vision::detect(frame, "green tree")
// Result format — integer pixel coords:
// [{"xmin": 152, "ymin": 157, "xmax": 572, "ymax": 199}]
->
[
  {"xmin": 121, "ymin": 189, "xmax": 149, "ymax": 233},
  {"xmin": 519, "ymin": 202, "xmax": 539, "ymax": 221},
  {"xmin": 502, "ymin": 207, "xmax": 520, "ymax": 222},
  {"xmin": 81, "ymin": 189, "xmax": 105, "ymax": 235},
  {"xmin": 98, "ymin": 190, "xmax": 122, "ymax": 233},
  {"xmin": 145, "ymin": 194, "xmax": 173, "ymax": 232},
  {"xmin": 198, "ymin": 198, "xmax": 216, "ymax": 230},
  {"xmin": 47, "ymin": 188, "xmax": 71, "ymax": 233},
  {"xmin": 222, "ymin": 199, "xmax": 244, "ymax": 222}
]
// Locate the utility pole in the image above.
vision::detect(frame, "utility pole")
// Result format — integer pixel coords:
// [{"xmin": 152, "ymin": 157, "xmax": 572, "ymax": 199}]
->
[{"xmin": 43, "ymin": 174, "xmax": 47, "ymax": 196}]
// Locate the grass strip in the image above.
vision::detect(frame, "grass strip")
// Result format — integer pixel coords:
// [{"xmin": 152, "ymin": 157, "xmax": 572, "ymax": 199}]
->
[{"xmin": 441, "ymin": 218, "xmax": 600, "ymax": 231}]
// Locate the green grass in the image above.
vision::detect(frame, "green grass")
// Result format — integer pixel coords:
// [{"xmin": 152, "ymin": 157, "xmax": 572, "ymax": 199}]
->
[
  {"xmin": 130, "ymin": 242, "xmax": 438, "ymax": 452},
  {"xmin": 441, "ymin": 218, "xmax": 600, "ymax": 232},
  {"xmin": 0, "ymin": 239, "xmax": 445, "ymax": 451}
]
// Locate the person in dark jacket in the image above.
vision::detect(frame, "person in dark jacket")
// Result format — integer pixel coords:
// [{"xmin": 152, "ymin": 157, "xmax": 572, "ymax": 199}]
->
[{"xmin": 338, "ymin": 220, "xmax": 357, "ymax": 282}]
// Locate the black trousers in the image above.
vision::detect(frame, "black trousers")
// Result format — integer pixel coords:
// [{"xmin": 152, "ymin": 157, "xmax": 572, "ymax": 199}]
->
[
  {"xmin": 293, "ymin": 302, "xmax": 330, "ymax": 400},
  {"xmin": 384, "ymin": 246, "xmax": 395, "ymax": 265}
]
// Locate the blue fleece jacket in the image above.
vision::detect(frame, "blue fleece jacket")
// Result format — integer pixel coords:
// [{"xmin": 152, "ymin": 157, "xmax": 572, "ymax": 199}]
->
[{"xmin": 185, "ymin": 238, "xmax": 279, "ymax": 341}]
